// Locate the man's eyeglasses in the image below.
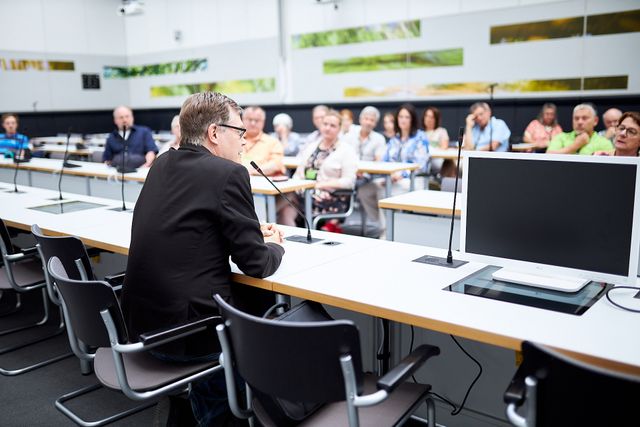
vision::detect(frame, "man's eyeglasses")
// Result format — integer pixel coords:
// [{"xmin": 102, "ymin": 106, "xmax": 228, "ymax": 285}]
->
[
  {"xmin": 616, "ymin": 124, "xmax": 639, "ymax": 137},
  {"xmin": 217, "ymin": 123, "xmax": 246, "ymax": 139}
]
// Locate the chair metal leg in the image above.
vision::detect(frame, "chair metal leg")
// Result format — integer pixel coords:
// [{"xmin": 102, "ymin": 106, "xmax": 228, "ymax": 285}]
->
[
  {"xmin": 0, "ymin": 351, "xmax": 73, "ymax": 376},
  {"xmin": 0, "ymin": 289, "xmax": 50, "ymax": 336},
  {"xmin": 56, "ymin": 383, "xmax": 156, "ymax": 427},
  {"xmin": 426, "ymin": 397, "xmax": 436, "ymax": 427}
]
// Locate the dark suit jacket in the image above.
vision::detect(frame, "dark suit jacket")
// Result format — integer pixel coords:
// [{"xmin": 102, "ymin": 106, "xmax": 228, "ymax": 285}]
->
[{"xmin": 121, "ymin": 144, "xmax": 285, "ymax": 357}]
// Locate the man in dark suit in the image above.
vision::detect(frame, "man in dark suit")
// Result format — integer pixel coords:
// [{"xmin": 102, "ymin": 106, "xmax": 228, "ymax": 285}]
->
[{"xmin": 121, "ymin": 92, "xmax": 285, "ymax": 426}]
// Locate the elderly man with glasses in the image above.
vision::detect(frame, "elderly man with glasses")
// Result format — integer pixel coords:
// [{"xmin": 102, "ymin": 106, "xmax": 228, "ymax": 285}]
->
[
  {"xmin": 241, "ymin": 105, "xmax": 285, "ymax": 176},
  {"xmin": 121, "ymin": 92, "xmax": 285, "ymax": 426}
]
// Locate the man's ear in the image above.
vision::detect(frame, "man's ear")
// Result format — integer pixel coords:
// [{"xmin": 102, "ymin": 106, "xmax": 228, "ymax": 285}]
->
[
  {"xmin": 593, "ymin": 116, "xmax": 599, "ymax": 126},
  {"xmin": 207, "ymin": 123, "xmax": 218, "ymax": 144}
]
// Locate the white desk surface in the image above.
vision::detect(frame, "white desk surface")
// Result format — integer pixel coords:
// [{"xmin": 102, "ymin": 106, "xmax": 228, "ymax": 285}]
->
[
  {"xmin": 0, "ymin": 158, "xmax": 315, "ymax": 195},
  {"xmin": 31, "ymin": 136, "xmax": 85, "ymax": 145},
  {"xmin": 271, "ymin": 238, "xmax": 640, "ymax": 373},
  {"xmin": 379, "ymin": 190, "xmax": 461, "ymax": 216},
  {"xmin": 283, "ymin": 156, "xmax": 419, "ymax": 175},
  {"xmin": 34, "ymin": 144, "xmax": 97, "ymax": 155},
  {"xmin": 429, "ymin": 148, "xmax": 464, "ymax": 160},
  {"xmin": 2, "ymin": 184, "xmax": 639, "ymax": 373}
]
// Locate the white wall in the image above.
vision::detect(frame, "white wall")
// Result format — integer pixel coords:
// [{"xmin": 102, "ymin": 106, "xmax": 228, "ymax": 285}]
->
[{"xmin": 0, "ymin": 0, "xmax": 638, "ymax": 112}]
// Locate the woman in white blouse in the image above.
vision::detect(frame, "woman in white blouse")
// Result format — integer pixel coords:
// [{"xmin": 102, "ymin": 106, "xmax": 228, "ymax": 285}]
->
[{"xmin": 278, "ymin": 109, "xmax": 358, "ymax": 227}]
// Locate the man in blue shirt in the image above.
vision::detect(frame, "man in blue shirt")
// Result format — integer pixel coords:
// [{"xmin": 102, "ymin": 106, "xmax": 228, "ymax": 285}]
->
[
  {"xmin": 0, "ymin": 113, "xmax": 30, "ymax": 157},
  {"xmin": 103, "ymin": 106, "xmax": 158, "ymax": 168},
  {"xmin": 464, "ymin": 102, "xmax": 511, "ymax": 152}
]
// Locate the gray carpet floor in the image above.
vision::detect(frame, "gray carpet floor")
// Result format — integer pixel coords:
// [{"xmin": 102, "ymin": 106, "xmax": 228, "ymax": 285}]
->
[{"xmin": 0, "ymin": 290, "xmax": 158, "ymax": 426}]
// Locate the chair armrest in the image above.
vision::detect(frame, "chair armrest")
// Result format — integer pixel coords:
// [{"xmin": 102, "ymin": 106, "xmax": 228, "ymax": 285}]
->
[
  {"xmin": 503, "ymin": 365, "xmax": 526, "ymax": 404},
  {"xmin": 104, "ymin": 271, "xmax": 125, "ymax": 288},
  {"xmin": 5, "ymin": 246, "xmax": 40, "ymax": 261},
  {"xmin": 377, "ymin": 344, "xmax": 440, "ymax": 393},
  {"xmin": 138, "ymin": 316, "xmax": 221, "ymax": 347},
  {"xmin": 330, "ymin": 189, "xmax": 355, "ymax": 197}
]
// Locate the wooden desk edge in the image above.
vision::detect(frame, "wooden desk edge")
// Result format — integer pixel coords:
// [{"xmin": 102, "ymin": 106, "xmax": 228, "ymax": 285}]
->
[
  {"xmin": 252, "ymin": 182, "xmax": 315, "ymax": 195},
  {"xmin": 378, "ymin": 201, "xmax": 461, "ymax": 216}
]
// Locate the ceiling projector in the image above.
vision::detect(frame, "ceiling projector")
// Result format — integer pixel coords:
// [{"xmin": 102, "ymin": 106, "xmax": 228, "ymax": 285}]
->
[{"xmin": 117, "ymin": 1, "xmax": 144, "ymax": 16}]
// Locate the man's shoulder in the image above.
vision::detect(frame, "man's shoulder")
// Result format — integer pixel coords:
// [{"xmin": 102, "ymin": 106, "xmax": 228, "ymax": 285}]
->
[
  {"xmin": 133, "ymin": 125, "xmax": 153, "ymax": 135},
  {"xmin": 260, "ymin": 132, "xmax": 281, "ymax": 146}
]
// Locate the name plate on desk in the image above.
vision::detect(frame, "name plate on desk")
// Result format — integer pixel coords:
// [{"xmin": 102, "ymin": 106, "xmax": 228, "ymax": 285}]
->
[
  {"xmin": 29, "ymin": 200, "xmax": 107, "ymax": 214},
  {"xmin": 445, "ymin": 266, "xmax": 609, "ymax": 315}
]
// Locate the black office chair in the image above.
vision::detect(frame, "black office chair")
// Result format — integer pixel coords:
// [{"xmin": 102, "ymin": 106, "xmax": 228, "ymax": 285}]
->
[
  {"xmin": 214, "ymin": 294, "xmax": 440, "ymax": 427},
  {"xmin": 47, "ymin": 256, "xmax": 223, "ymax": 426},
  {"xmin": 504, "ymin": 341, "xmax": 640, "ymax": 427},
  {"xmin": 0, "ymin": 218, "xmax": 69, "ymax": 376}
]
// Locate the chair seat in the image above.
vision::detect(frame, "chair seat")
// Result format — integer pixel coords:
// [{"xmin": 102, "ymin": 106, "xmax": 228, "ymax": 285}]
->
[
  {"xmin": 94, "ymin": 348, "xmax": 218, "ymax": 392},
  {"xmin": 0, "ymin": 258, "xmax": 44, "ymax": 290},
  {"xmin": 298, "ymin": 375, "xmax": 430, "ymax": 426}
]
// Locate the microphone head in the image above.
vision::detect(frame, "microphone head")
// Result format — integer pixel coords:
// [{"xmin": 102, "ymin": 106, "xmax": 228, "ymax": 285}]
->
[
  {"xmin": 250, "ymin": 161, "xmax": 262, "ymax": 173},
  {"xmin": 457, "ymin": 127, "xmax": 465, "ymax": 146},
  {"xmin": 67, "ymin": 127, "xmax": 72, "ymax": 139}
]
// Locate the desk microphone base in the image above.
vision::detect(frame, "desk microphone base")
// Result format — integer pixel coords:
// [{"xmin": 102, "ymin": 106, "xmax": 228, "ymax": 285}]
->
[
  {"xmin": 109, "ymin": 206, "xmax": 132, "ymax": 213},
  {"xmin": 62, "ymin": 162, "xmax": 81, "ymax": 168},
  {"xmin": 285, "ymin": 235, "xmax": 322, "ymax": 244},
  {"xmin": 413, "ymin": 255, "xmax": 467, "ymax": 268},
  {"xmin": 5, "ymin": 189, "xmax": 26, "ymax": 194}
]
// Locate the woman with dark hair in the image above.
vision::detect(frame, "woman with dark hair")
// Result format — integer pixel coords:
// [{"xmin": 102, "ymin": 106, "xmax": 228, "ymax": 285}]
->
[
  {"xmin": 594, "ymin": 111, "xmax": 640, "ymax": 157},
  {"xmin": 382, "ymin": 111, "xmax": 396, "ymax": 142},
  {"xmin": 523, "ymin": 103, "xmax": 563, "ymax": 150},
  {"xmin": 383, "ymin": 103, "xmax": 430, "ymax": 191},
  {"xmin": 422, "ymin": 106, "xmax": 449, "ymax": 149}
]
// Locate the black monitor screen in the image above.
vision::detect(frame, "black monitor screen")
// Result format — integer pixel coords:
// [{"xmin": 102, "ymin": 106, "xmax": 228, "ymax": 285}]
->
[{"xmin": 465, "ymin": 157, "xmax": 636, "ymax": 277}]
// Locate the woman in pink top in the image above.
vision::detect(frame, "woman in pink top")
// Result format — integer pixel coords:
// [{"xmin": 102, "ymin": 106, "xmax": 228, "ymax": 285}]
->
[{"xmin": 523, "ymin": 103, "xmax": 563, "ymax": 150}]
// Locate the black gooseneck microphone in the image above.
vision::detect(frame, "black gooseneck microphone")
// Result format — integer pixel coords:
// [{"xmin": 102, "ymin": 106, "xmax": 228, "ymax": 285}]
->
[
  {"xmin": 250, "ymin": 161, "xmax": 321, "ymax": 244},
  {"xmin": 61, "ymin": 127, "xmax": 80, "ymax": 169},
  {"xmin": 446, "ymin": 127, "xmax": 467, "ymax": 266},
  {"xmin": 11, "ymin": 132, "xmax": 27, "ymax": 194},
  {"xmin": 413, "ymin": 127, "xmax": 467, "ymax": 268},
  {"xmin": 488, "ymin": 83, "xmax": 497, "ymax": 152},
  {"xmin": 119, "ymin": 125, "xmax": 128, "ymax": 211}
]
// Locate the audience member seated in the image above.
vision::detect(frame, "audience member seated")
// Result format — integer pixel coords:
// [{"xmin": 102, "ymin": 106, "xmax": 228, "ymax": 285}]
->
[
  {"xmin": 158, "ymin": 114, "xmax": 181, "ymax": 155},
  {"xmin": 382, "ymin": 111, "xmax": 396, "ymax": 142},
  {"xmin": 464, "ymin": 102, "xmax": 511, "ymax": 152},
  {"xmin": 340, "ymin": 108, "xmax": 354, "ymax": 135},
  {"xmin": 0, "ymin": 113, "xmax": 30, "ymax": 158},
  {"xmin": 594, "ymin": 111, "xmax": 640, "ymax": 157},
  {"xmin": 303, "ymin": 104, "xmax": 329, "ymax": 148},
  {"xmin": 546, "ymin": 103, "xmax": 613, "ymax": 155},
  {"xmin": 383, "ymin": 103, "xmax": 430, "ymax": 192},
  {"xmin": 523, "ymin": 102, "xmax": 563, "ymax": 151},
  {"xmin": 270, "ymin": 113, "xmax": 304, "ymax": 157},
  {"xmin": 241, "ymin": 106, "xmax": 285, "ymax": 176},
  {"xmin": 343, "ymin": 106, "xmax": 386, "ymax": 225},
  {"xmin": 599, "ymin": 107, "xmax": 623, "ymax": 141},
  {"xmin": 103, "ymin": 106, "xmax": 158, "ymax": 169},
  {"xmin": 422, "ymin": 106, "xmax": 455, "ymax": 178},
  {"xmin": 278, "ymin": 109, "xmax": 357, "ymax": 229}
]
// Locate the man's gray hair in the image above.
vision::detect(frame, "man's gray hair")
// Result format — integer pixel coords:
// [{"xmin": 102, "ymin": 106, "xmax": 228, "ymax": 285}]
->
[
  {"xmin": 179, "ymin": 92, "xmax": 241, "ymax": 146},
  {"xmin": 573, "ymin": 103, "xmax": 597, "ymax": 117},
  {"xmin": 312, "ymin": 105, "xmax": 329, "ymax": 115},
  {"xmin": 469, "ymin": 102, "xmax": 490, "ymax": 113},
  {"xmin": 360, "ymin": 106, "xmax": 380, "ymax": 122}
]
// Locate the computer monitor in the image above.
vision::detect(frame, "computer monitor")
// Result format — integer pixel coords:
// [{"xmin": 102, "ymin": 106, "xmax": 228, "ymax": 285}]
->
[{"xmin": 460, "ymin": 152, "xmax": 640, "ymax": 290}]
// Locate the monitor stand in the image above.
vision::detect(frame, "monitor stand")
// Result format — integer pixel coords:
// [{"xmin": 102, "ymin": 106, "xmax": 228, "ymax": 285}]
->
[{"xmin": 491, "ymin": 268, "xmax": 590, "ymax": 293}]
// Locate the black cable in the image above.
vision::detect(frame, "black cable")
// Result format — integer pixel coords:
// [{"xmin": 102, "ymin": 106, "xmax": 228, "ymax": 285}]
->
[
  {"xmin": 605, "ymin": 286, "xmax": 640, "ymax": 313},
  {"xmin": 429, "ymin": 391, "xmax": 457, "ymax": 413},
  {"xmin": 449, "ymin": 334, "xmax": 483, "ymax": 416}
]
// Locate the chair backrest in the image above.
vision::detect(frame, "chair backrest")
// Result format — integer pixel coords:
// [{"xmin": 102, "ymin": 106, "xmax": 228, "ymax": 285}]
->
[
  {"xmin": 31, "ymin": 224, "xmax": 95, "ymax": 281},
  {"xmin": 47, "ymin": 256, "xmax": 128, "ymax": 347},
  {"xmin": 516, "ymin": 341, "xmax": 640, "ymax": 426},
  {"xmin": 0, "ymin": 218, "xmax": 17, "ymax": 256},
  {"xmin": 214, "ymin": 294, "xmax": 364, "ymax": 404}
]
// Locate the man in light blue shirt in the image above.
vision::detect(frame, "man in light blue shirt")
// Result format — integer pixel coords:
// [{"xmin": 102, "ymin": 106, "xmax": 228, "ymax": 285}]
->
[
  {"xmin": 0, "ymin": 113, "xmax": 29, "ymax": 157},
  {"xmin": 464, "ymin": 102, "xmax": 511, "ymax": 152}
]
